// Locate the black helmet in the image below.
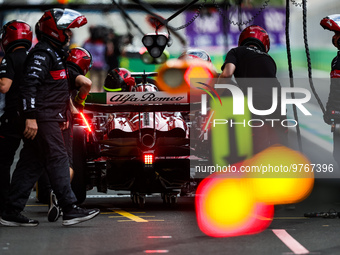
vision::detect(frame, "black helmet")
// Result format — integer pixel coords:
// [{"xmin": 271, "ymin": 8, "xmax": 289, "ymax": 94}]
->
[{"xmin": 104, "ymin": 68, "xmax": 135, "ymax": 92}]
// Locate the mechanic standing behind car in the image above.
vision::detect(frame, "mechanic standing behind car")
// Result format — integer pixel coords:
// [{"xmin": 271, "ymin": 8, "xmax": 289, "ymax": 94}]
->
[
  {"xmin": 320, "ymin": 14, "xmax": 340, "ymax": 168},
  {"xmin": 0, "ymin": 8, "xmax": 100, "ymax": 227},
  {"xmin": 217, "ymin": 25, "xmax": 287, "ymax": 153},
  {"xmin": 0, "ymin": 20, "xmax": 32, "ymax": 218},
  {"xmin": 42, "ymin": 47, "xmax": 93, "ymax": 222}
]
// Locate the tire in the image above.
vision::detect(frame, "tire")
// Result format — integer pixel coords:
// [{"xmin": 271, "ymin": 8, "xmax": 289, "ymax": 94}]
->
[{"xmin": 71, "ymin": 126, "xmax": 88, "ymax": 204}]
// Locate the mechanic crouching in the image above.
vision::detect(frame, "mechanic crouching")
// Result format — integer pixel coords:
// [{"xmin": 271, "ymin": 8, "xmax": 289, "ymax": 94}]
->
[{"xmin": 0, "ymin": 8, "xmax": 100, "ymax": 227}]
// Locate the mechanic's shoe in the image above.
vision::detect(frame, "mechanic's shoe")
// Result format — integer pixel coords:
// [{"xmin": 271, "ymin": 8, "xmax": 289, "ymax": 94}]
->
[
  {"xmin": 0, "ymin": 212, "xmax": 39, "ymax": 227},
  {"xmin": 48, "ymin": 191, "xmax": 61, "ymax": 222},
  {"xmin": 62, "ymin": 205, "xmax": 100, "ymax": 226}
]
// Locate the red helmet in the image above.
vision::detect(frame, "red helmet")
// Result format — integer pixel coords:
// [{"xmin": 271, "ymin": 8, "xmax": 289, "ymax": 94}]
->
[
  {"xmin": 67, "ymin": 47, "xmax": 92, "ymax": 75},
  {"xmin": 179, "ymin": 48, "xmax": 212, "ymax": 62},
  {"xmin": 104, "ymin": 68, "xmax": 135, "ymax": 92},
  {"xmin": 38, "ymin": 8, "xmax": 87, "ymax": 46},
  {"xmin": 0, "ymin": 20, "xmax": 32, "ymax": 53},
  {"xmin": 238, "ymin": 25, "xmax": 270, "ymax": 53},
  {"xmin": 320, "ymin": 14, "xmax": 340, "ymax": 32},
  {"xmin": 320, "ymin": 15, "xmax": 340, "ymax": 48}
]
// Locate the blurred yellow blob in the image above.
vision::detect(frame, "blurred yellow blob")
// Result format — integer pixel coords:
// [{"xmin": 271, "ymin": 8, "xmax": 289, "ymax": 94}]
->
[
  {"xmin": 195, "ymin": 172, "xmax": 274, "ymax": 237},
  {"xmin": 245, "ymin": 145, "xmax": 314, "ymax": 204},
  {"xmin": 204, "ymin": 178, "xmax": 255, "ymax": 229}
]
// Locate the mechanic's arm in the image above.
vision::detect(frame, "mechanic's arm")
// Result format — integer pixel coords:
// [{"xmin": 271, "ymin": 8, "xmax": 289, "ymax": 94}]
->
[
  {"xmin": 218, "ymin": 63, "xmax": 236, "ymax": 80},
  {"xmin": 0, "ymin": 78, "xmax": 13, "ymax": 94},
  {"xmin": 21, "ymin": 51, "xmax": 50, "ymax": 139},
  {"xmin": 75, "ymin": 75, "xmax": 92, "ymax": 99},
  {"xmin": 0, "ymin": 56, "xmax": 14, "ymax": 94},
  {"xmin": 73, "ymin": 75, "xmax": 92, "ymax": 111}
]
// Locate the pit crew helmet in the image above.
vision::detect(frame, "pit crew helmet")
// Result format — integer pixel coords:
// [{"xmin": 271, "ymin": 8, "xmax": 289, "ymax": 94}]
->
[
  {"xmin": 0, "ymin": 20, "xmax": 32, "ymax": 53},
  {"xmin": 238, "ymin": 25, "xmax": 270, "ymax": 53},
  {"xmin": 104, "ymin": 68, "xmax": 135, "ymax": 92},
  {"xmin": 38, "ymin": 8, "xmax": 87, "ymax": 47},
  {"xmin": 179, "ymin": 48, "xmax": 212, "ymax": 62},
  {"xmin": 67, "ymin": 47, "xmax": 93, "ymax": 75},
  {"xmin": 320, "ymin": 14, "xmax": 340, "ymax": 48}
]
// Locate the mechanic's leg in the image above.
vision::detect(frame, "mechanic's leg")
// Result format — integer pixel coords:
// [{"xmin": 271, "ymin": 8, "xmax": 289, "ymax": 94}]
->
[
  {"xmin": 36, "ymin": 171, "xmax": 52, "ymax": 203},
  {"xmin": 0, "ymin": 135, "xmax": 21, "ymax": 214},
  {"xmin": 62, "ymin": 118, "xmax": 74, "ymax": 182},
  {"xmin": 5, "ymin": 138, "xmax": 44, "ymax": 213},
  {"xmin": 39, "ymin": 122, "xmax": 77, "ymax": 209},
  {"xmin": 333, "ymin": 131, "xmax": 340, "ymax": 170}
]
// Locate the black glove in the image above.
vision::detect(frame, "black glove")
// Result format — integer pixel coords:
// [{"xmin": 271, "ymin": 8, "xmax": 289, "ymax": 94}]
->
[{"xmin": 323, "ymin": 113, "xmax": 333, "ymax": 125}]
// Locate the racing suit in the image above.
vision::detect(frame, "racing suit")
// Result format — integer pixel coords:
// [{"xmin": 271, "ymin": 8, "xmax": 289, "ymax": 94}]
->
[
  {"xmin": 5, "ymin": 40, "xmax": 78, "ymax": 213},
  {"xmin": 0, "ymin": 48, "xmax": 27, "ymax": 214},
  {"xmin": 324, "ymin": 51, "xmax": 340, "ymax": 167}
]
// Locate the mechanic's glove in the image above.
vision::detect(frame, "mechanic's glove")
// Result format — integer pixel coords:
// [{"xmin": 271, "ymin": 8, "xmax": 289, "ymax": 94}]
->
[
  {"xmin": 323, "ymin": 113, "xmax": 333, "ymax": 125},
  {"xmin": 74, "ymin": 93, "xmax": 87, "ymax": 112}
]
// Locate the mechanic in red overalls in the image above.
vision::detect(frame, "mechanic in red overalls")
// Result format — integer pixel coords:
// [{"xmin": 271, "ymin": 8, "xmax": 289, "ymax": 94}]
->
[
  {"xmin": 1, "ymin": 9, "xmax": 99, "ymax": 227},
  {"xmin": 218, "ymin": 25, "xmax": 287, "ymax": 153},
  {"xmin": 0, "ymin": 20, "xmax": 32, "ymax": 218},
  {"xmin": 320, "ymin": 14, "xmax": 340, "ymax": 168}
]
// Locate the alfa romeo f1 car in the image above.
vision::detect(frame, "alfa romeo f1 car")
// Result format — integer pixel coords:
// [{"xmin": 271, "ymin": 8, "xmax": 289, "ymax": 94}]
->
[{"xmin": 72, "ymin": 73, "xmax": 193, "ymax": 207}]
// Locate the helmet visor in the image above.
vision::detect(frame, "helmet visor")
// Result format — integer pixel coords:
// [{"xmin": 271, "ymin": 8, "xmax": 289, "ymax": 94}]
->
[{"xmin": 55, "ymin": 9, "xmax": 87, "ymax": 30}]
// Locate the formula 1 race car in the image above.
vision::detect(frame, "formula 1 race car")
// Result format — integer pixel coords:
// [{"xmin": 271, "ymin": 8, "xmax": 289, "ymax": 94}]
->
[{"xmin": 71, "ymin": 72, "xmax": 194, "ymax": 207}]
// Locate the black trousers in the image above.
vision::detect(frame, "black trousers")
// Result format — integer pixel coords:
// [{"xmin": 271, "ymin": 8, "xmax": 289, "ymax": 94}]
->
[
  {"xmin": 0, "ymin": 114, "xmax": 23, "ymax": 213},
  {"xmin": 6, "ymin": 121, "xmax": 77, "ymax": 213},
  {"xmin": 333, "ymin": 131, "xmax": 340, "ymax": 168},
  {"xmin": 37, "ymin": 111, "xmax": 74, "ymax": 203}
]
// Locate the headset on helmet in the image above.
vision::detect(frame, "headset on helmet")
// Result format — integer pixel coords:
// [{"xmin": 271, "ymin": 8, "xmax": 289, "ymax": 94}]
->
[
  {"xmin": 104, "ymin": 68, "xmax": 135, "ymax": 92},
  {"xmin": 67, "ymin": 47, "xmax": 93, "ymax": 75},
  {"xmin": 179, "ymin": 48, "xmax": 212, "ymax": 62},
  {"xmin": 238, "ymin": 25, "xmax": 270, "ymax": 53},
  {"xmin": 320, "ymin": 14, "xmax": 340, "ymax": 48},
  {"xmin": 38, "ymin": 8, "xmax": 87, "ymax": 47},
  {"xmin": 0, "ymin": 20, "xmax": 32, "ymax": 53}
]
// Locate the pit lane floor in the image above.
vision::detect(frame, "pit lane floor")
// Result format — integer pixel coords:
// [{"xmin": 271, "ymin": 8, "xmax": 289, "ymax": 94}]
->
[{"xmin": 1, "ymin": 178, "xmax": 340, "ymax": 255}]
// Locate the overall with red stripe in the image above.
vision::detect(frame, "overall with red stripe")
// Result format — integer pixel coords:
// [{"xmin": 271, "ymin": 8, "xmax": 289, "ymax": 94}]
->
[
  {"xmin": 21, "ymin": 40, "xmax": 70, "ymax": 122},
  {"xmin": 324, "ymin": 51, "xmax": 340, "ymax": 124},
  {"xmin": 324, "ymin": 50, "xmax": 340, "ymax": 167}
]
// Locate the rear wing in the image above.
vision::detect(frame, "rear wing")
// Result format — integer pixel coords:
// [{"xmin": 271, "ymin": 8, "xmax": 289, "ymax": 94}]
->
[{"xmin": 85, "ymin": 92, "xmax": 191, "ymax": 113}]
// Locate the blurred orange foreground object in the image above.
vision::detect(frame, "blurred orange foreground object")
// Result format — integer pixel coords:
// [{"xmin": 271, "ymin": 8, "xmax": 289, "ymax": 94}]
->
[
  {"xmin": 195, "ymin": 145, "xmax": 314, "ymax": 237},
  {"xmin": 156, "ymin": 59, "xmax": 216, "ymax": 94}
]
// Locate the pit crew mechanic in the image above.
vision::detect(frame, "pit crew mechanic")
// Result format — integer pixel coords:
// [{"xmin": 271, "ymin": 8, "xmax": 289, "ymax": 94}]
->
[
  {"xmin": 0, "ymin": 8, "xmax": 99, "ymax": 227},
  {"xmin": 0, "ymin": 20, "xmax": 32, "ymax": 217},
  {"xmin": 39, "ymin": 47, "xmax": 93, "ymax": 222},
  {"xmin": 217, "ymin": 25, "xmax": 287, "ymax": 153},
  {"xmin": 320, "ymin": 14, "xmax": 340, "ymax": 168}
]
